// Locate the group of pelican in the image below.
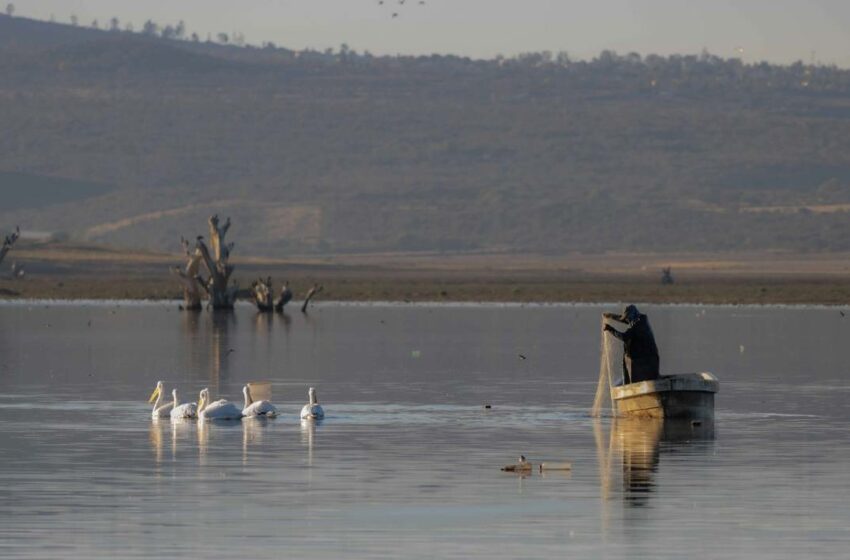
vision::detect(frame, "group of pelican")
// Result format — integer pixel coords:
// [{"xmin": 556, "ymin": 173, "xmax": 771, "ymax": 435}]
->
[{"xmin": 148, "ymin": 381, "xmax": 325, "ymax": 422}]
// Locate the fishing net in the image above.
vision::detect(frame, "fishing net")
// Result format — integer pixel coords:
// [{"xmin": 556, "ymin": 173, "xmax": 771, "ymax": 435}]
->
[
  {"xmin": 590, "ymin": 316, "xmax": 623, "ymax": 417},
  {"xmin": 247, "ymin": 381, "xmax": 272, "ymax": 403}
]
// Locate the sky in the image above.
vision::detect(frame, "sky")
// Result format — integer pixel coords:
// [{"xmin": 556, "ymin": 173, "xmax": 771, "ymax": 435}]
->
[{"xmin": 12, "ymin": 0, "xmax": 850, "ymax": 66}]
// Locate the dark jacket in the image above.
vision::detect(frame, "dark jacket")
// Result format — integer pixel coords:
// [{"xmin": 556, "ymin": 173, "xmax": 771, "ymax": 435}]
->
[{"xmin": 607, "ymin": 313, "xmax": 660, "ymax": 383}]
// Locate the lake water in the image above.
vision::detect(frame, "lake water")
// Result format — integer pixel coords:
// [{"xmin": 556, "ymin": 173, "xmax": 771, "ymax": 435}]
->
[{"xmin": 0, "ymin": 302, "xmax": 848, "ymax": 558}]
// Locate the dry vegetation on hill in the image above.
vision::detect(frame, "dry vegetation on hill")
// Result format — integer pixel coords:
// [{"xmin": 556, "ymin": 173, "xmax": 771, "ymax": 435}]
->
[{"xmin": 1, "ymin": 14, "xmax": 850, "ymax": 257}]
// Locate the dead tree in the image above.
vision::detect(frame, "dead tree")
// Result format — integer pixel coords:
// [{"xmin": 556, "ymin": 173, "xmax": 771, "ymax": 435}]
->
[
  {"xmin": 661, "ymin": 267, "xmax": 674, "ymax": 285},
  {"xmin": 252, "ymin": 278, "xmax": 294, "ymax": 312},
  {"xmin": 199, "ymin": 215, "xmax": 237, "ymax": 309},
  {"xmin": 252, "ymin": 276, "xmax": 275, "ymax": 312},
  {"xmin": 171, "ymin": 237, "xmax": 205, "ymax": 310},
  {"xmin": 276, "ymin": 281, "xmax": 293, "ymax": 311},
  {"xmin": 301, "ymin": 283, "xmax": 323, "ymax": 313},
  {"xmin": 0, "ymin": 226, "xmax": 20, "ymax": 268},
  {"xmin": 172, "ymin": 215, "xmax": 238, "ymax": 310}
]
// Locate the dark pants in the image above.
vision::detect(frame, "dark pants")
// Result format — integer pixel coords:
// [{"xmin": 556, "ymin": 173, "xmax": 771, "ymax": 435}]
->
[{"xmin": 623, "ymin": 357, "xmax": 659, "ymax": 384}]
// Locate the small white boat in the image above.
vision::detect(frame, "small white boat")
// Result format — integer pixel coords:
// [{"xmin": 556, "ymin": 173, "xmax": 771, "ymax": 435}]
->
[{"xmin": 611, "ymin": 373, "xmax": 719, "ymax": 419}]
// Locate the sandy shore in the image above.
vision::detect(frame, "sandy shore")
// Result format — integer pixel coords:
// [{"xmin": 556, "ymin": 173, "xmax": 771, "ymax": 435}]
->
[{"xmin": 1, "ymin": 243, "xmax": 849, "ymax": 305}]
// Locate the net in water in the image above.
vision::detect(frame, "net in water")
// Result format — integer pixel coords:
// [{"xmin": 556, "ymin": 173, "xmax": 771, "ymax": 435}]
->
[{"xmin": 590, "ymin": 317, "xmax": 623, "ymax": 417}]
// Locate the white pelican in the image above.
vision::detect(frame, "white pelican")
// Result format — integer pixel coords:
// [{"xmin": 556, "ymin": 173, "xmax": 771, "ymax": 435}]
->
[
  {"xmin": 148, "ymin": 381, "xmax": 174, "ymax": 419},
  {"xmin": 198, "ymin": 387, "xmax": 243, "ymax": 421},
  {"xmin": 170, "ymin": 388, "xmax": 198, "ymax": 420},
  {"xmin": 300, "ymin": 387, "xmax": 325, "ymax": 420},
  {"xmin": 241, "ymin": 385, "xmax": 278, "ymax": 418}
]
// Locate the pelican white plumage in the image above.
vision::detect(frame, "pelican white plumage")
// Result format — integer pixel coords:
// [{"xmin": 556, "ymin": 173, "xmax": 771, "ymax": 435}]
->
[
  {"xmin": 148, "ymin": 381, "xmax": 174, "ymax": 419},
  {"xmin": 198, "ymin": 387, "xmax": 243, "ymax": 421},
  {"xmin": 300, "ymin": 387, "xmax": 325, "ymax": 420},
  {"xmin": 170, "ymin": 389, "xmax": 198, "ymax": 420},
  {"xmin": 241, "ymin": 385, "xmax": 278, "ymax": 417}
]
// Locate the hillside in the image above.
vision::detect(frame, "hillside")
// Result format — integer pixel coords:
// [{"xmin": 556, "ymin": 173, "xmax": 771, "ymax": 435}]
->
[{"xmin": 1, "ymin": 14, "xmax": 850, "ymax": 256}]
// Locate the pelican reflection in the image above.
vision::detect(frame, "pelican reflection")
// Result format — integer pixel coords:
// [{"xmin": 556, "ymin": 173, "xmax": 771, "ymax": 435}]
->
[
  {"xmin": 300, "ymin": 419, "xmax": 321, "ymax": 469},
  {"xmin": 242, "ymin": 416, "xmax": 269, "ymax": 465},
  {"xmin": 170, "ymin": 417, "xmax": 195, "ymax": 459},
  {"xmin": 149, "ymin": 418, "xmax": 167, "ymax": 465}
]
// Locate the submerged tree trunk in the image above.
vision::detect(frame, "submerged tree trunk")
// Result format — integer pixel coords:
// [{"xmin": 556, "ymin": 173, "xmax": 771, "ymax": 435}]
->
[
  {"xmin": 198, "ymin": 215, "xmax": 237, "ymax": 309},
  {"xmin": 252, "ymin": 276, "xmax": 275, "ymax": 312},
  {"xmin": 301, "ymin": 283, "xmax": 323, "ymax": 313},
  {"xmin": 0, "ymin": 226, "xmax": 20, "ymax": 268},
  {"xmin": 276, "ymin": 281, "xmax": 293, "ymax": 312},
  {"xmin": 172, "ymin": 215, "xmax": 237, "ymax": 310},
  {"xmin": 171, "ymin": 237, "xmax": 205, "ymax": 310},
  {"xmin": 252, "ymin": 278, "xmax": 294, "ymax": 312}
]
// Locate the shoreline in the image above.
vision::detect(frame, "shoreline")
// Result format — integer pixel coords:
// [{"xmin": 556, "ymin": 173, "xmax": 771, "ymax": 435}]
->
[
  {"xmin": 2, "ymin": 275, "xmax": 849, "ymax": 306},
  {"xmin": 0, "ymin": 298, "xmax": 847, "ymax": 309},
  {"xmin": 1, "ymin": 244, "xmax": 849, "ymax": 306}
]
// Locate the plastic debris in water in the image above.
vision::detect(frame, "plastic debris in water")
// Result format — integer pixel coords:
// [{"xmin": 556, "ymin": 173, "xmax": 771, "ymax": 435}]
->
[
  {"xmin": 538, "ymin": 462, "xmax": 572, "ymax": 472},
  {"xmin": 501, "ymin": 455, "xmax": 532, "ymax": 472}
]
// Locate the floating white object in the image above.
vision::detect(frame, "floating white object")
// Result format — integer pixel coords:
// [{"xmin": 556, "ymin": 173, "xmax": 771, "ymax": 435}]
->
[{"xmin": 539, "ymin": 462, "xmax": 572, "ymax": 472}]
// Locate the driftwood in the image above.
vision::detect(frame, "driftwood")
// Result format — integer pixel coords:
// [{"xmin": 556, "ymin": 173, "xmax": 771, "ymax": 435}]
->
[
  {"xmin": 0, "ymin": 226, "xmax": 20, "ymax": 268},
  {"xmin": 172, "ymin": 215, "xmax": 238, "ymax": 310},
  {"xmin": 301, "ymin": 283, "xmax": 323, "ymax": 313},
  {"xmin": 251, "ymin": 278, "xmax": 294, "ymax": 312}
]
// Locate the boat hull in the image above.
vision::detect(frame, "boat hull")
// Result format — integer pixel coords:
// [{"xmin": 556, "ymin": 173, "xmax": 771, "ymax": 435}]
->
[{"xmin": 611, "ymin": 373, "xmax": 719, "ymax": 419}]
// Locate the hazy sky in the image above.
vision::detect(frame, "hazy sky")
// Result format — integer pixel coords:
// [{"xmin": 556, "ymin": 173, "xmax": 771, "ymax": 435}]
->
[{"xmin": 14, "ymin": 1, "xmax": 850, "ymax": 65}]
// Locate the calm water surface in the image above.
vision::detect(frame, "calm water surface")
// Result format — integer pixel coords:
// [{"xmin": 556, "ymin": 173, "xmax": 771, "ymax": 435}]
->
[{"xmin": 0, "ymin": 302, "xmax": 848, "ymax": 558}]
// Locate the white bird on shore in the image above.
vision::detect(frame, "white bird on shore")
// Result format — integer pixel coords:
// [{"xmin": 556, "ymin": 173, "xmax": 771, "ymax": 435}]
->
[
  {"xmin": 198, "ymin": 388, "xmax": 243, "ymax": 421},
  {"xmin": 300, "ymin": 387, "xmax": 325, "ymax": 420},
  {"xmin": 148, "ymin": 381, "xmax": 174, "ymax": 419},
  {"xmin": 242, "ymin": 385, "xmax": 278, "ymax": 417},
  {"xmin": 170, "ymin": 388, "xmax": 198, "ymax": 420}
]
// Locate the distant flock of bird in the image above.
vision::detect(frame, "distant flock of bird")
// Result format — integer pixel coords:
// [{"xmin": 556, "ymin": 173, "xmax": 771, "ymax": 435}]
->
[
  {"xmin": 148, "ymin": 381, "xmax": 324, "ymax": 422},
  {"xmin": 378, "ymin": 0, "xmax": 427, "ymax": 19}
]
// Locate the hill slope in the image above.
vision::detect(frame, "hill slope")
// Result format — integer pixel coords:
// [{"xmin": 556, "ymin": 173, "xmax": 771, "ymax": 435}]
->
[{"xmin": 1, "ymin": 14, "xmax": 850, "ymax": 256}]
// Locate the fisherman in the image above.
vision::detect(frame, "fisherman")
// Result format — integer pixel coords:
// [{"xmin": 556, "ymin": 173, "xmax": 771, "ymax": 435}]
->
[{"xmin": 602, "ymin": 305, "xmax": 660, "ymax": 384}]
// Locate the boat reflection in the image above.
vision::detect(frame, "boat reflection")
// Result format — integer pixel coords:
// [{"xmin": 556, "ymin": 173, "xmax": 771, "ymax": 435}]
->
[{"xmin": 596, "ymin": 417, "xmax": 715, "ymax": 510}]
